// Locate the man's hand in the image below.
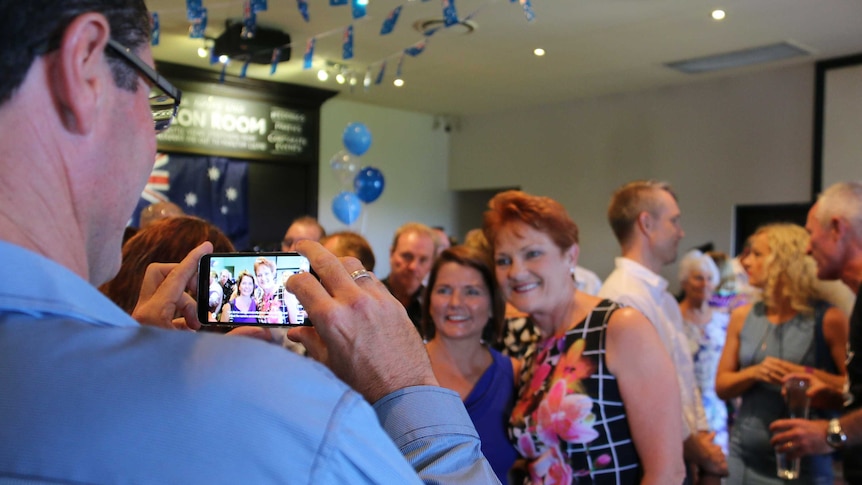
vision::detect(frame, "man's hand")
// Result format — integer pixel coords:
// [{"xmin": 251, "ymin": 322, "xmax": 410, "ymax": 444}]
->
[
  {"xmin": 780, "ymin": 372, "xmax": 845, "ymax": 410},
  {"xmin": 769, "ymin": 418, "xmax": 832, "ymax": 458},
  {"xmin": 286, "ymin": 240, "xmax": 438, "ymax": 404},
  {"xmin": 132, "ymin": 242, "xmax": 212, "ymax": 330},
  {"xmin": 696, "ymin": 431, "xmax": 728, "ymax": 477}
]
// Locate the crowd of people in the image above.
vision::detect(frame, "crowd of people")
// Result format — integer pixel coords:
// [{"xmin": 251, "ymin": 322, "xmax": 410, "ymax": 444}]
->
[{"xmin": 2, "ymin": 1, "xmax": 862, "ymax": 484}]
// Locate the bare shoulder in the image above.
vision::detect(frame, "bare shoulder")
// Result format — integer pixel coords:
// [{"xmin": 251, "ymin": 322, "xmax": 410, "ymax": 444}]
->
[
  {"xmin": 604, "ymin": 306, "xmax": 665, "ymax": 374},
  {"xmin": 822, "ymin": 305, "xmax": 849, "ymax": 336},
  {"xmin": 731, "ymin": 302, "xmax": 754, "ymax": 319},
  {"xmin": 823, "ymin": 305, "xmax": 848, "ymax": 324},
  {"xmin": 607, "ymin": 306, "xmax": 649, "ymax": 329}
]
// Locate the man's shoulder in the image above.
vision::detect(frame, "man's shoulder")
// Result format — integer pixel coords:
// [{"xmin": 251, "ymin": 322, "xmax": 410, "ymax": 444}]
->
[
  {"xmin": 0, "ymin": 317, "xmax": 373, "ymax": 482},
  {"xmin": 600, "ymin": 267, "xmax": 650, "ymax": 296}
]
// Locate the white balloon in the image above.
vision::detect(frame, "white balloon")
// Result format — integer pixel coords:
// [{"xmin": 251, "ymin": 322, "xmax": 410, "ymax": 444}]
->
[{"xmin": 330, "ymin": 150, "xmax": 359, "ymax": 189}]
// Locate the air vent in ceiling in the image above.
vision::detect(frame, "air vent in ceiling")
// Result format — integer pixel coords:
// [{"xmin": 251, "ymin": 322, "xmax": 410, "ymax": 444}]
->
[{"xmin": 666, "ymin": 42, "xmax": 811, "ymax": 74}]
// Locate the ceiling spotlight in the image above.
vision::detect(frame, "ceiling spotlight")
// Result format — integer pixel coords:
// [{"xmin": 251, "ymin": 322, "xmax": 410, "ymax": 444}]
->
[
  {"xmin": 393, "ymin": 78, "xmax": 404, "ymax": 87},
  {"xmin": 533, "ymin": 48, "xmax": 545, "ymax": 57},
  {"xmin": 711, "ymin": 9, "xmax": 726, "ymax": 20},
  {"xmin": 218, "ymin": 54, "xmax": 229, "ymax": 64},
  {"xmin": 356, "ymin": 0, "xmax": 369, "ymax": 5},
  {"xmin": 349, "ymin": 75, "xmax": 358, "ymax": 86},
  {"xmin": 197, "ymin": 47, "xmax": 209, "ymax": 58},
  {"xmin": 335, "ymin": 73, "xmax": 346, "ymax": 84},
  {"xmin": 364, "ymin": 73, "xmax": 372, "ymax": 88},
  {"xmin": 317, "ymin": 69, "xmax": 329, "ymax": 81}
]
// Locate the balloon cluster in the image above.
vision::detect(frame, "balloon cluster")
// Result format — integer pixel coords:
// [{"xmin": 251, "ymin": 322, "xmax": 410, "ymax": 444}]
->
[{"xmin": 330, "ymin": 122, "xmax": 386, "ymax": 225}]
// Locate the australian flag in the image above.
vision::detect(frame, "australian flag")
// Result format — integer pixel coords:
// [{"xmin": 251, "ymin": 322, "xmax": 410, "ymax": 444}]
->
[
  {"xmin": 303, "ymin": 37, "xmax": 315, "ymax": 69},
  {"xmin": 442, "ymin": 0, "xmax": 458, "ymax": 27},
  {"xmin": 380, "ymin": 6, "xmax": 402, "ymax": 35},
  {"xmin": 342, "ymin": 25, "xmax": 354, "ymax": 60},
  {"xmin": 404, "ymin": 40, "xmax": 427, "ymax": 57},
  {"xmin": 375, "ymin": 61, "xmax": 386, "ymax": 85},
  {"xmin": 131, "ymin": 153, "xmax": 250, "ymax": 250},
  {"xmin": 351, "ymin": 0, "xmax": 367, "ymax": 19},
  {"xmin": 297, "ymin": 0, "xmax": 310, "ymax": 22},
  {"xmin": 520, "ymin": 0, "xmax": 535, "ymax": 21}
]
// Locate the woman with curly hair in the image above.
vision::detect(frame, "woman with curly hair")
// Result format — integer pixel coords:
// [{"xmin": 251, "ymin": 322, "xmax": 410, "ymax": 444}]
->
[{"xmin": 716, "ymin": 223, "xmax": 848, "ymax": 484}]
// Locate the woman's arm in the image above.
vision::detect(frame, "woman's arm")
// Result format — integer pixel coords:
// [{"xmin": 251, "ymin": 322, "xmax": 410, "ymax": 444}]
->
[
  {"xmin": 606, "ymin": 307, "xmax": 686, "ymax": 485},
  {"xmin": 715, "ymin": 304, "xmax": 766, "ymax": 400}
]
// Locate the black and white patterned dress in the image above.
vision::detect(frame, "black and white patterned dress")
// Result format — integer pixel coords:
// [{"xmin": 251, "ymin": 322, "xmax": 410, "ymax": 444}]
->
[{"xmin": 509, "ymin": 299, "xmax": 641, "ymax": 484}]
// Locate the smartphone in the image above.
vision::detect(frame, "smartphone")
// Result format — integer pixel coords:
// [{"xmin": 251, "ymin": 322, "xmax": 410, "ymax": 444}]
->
[{"xmin": 198, "ymin": 252, "xmax": 312, "ymax": 326}]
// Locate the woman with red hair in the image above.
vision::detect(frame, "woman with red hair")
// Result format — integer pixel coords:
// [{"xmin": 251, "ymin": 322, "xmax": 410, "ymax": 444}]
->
[{"xmin": 484, "ymin": 190, "xmax": 685, "ymax": 484}]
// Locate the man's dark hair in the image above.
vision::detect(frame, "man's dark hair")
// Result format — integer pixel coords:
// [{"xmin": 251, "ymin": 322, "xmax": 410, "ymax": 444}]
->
[{"xmin": 0, "ymin": 0, "xmax": 150, "ymax": 105}]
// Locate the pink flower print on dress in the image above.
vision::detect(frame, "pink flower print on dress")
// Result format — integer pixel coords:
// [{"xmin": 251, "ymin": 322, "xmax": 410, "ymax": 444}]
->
[
  {"xmin": 550, "ymin": 338, "xmax": 593, "ymax": 390},
  {"xmin": 528, "ymin": 445, "xmax": 573, "ymax": 485},
  {"xmin": 514, "ymin": 428, "xmax": 539, "ymax": 459},
  {"xmin": 594, "ymin": 453, "xmax": 612, "ymax": 468},
  {"xmin": 536, "ymin": 379, "xmax": 599, "ymax": 446},
  {"xmin": 512, "ymin": 360, "xmax": 553, "ymax": 423}
]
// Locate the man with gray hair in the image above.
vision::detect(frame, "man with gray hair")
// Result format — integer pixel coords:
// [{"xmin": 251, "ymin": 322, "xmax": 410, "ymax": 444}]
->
[
  {"xmin": 599, "ymin": 180, "xmax": 727, "ymax": 482},
  {"xmin": 771, "ymin": 181, "xmax": 862, "ymax": 482}
]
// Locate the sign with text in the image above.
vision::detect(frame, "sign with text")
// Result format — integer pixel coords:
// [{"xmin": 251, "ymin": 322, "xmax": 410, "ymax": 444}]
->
[{"xmin": 156, "ymin": 89, "xmax": 312, "ymax": 160}]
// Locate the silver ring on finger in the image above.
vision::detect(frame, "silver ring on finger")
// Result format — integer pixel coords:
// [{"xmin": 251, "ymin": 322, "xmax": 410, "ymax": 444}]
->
[{"xmin": 350, "ymin": 269, "xmax": 373, "ymax": 282}]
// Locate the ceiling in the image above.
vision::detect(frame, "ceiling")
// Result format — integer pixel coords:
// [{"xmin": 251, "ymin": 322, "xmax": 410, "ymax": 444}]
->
[{"xmin": 147, "ymin": 0, "xmax": 862, "ymax": 116}]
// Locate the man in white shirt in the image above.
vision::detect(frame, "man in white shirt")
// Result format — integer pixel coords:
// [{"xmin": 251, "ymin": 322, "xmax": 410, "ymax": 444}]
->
[{"xmin": 599, "ymin": 180, "xmax": 727, "ymax": 482}]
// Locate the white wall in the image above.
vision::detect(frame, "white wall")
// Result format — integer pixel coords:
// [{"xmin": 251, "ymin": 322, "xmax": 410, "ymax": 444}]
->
[
  {"xmin": 318, "ymin": 98, "xmax": 454, "ymax": 277},
  {"xmin": 449, "ymin": 64, "xmax": 816, "ymax": 290}
]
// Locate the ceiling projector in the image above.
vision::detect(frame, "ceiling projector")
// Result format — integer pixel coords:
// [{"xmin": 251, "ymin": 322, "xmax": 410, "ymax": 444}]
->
[{"xmin": 212, "ymin": 19, "xmax": 292, "ymax": 65}]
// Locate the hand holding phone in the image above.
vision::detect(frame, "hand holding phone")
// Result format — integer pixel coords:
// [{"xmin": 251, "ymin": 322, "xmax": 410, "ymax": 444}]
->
[
  {"xmin": 133, "ymin": 241, "xmax": 212, "ymax": 331},
  {"xmin": 286, "ymin": 240, "xmax": 438, "ymax": 404}
]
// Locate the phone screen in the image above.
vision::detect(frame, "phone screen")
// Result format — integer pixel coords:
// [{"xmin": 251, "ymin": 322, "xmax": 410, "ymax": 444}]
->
[{"xmin": 198, "ymin": 252, "xmax": 312, "ymax": 326}]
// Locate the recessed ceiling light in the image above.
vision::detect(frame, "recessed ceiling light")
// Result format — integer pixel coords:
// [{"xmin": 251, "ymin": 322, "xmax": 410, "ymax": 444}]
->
[
  {"xmin": 393, "ymin": 78, "xmax": 404, "ymax": 87},
  {"xmin": 317, "ymin": 70, "xmax": 329, "ymax": 81},
  {"xmin": 335, "ymin": 73, "xmax": 346, "ymax": 84},
  {"xmin": 711, "ymin": 9, "xmax": 726, "ymax": 20},
  {"xmin": 197, "ymin": 47, "xmax": 208, "ymax": 58},
  {"xmin": 534, "ymin": 48, "xmax": 545, "ymax": 57},
  {"xmin": 218, "ymin": 55, "xmax": 229, "ymax": 64}
]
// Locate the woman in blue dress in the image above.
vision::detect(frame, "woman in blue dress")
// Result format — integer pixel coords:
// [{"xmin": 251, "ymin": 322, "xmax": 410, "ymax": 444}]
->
[
  {"xmin": 716, "ymin": 223, "xmax": 848, "ymax": 484},
  {"xmin": 220, "ymin": 270, "xmax": 258, "ymax": 323},
  {"xmin": 423, "ymin": 245, "xmax": 521, "ymax": 484}
]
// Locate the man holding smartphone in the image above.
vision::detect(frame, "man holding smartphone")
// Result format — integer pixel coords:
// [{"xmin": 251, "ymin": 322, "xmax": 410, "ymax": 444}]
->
[{"xmin": 0, "ymin": 1, "xmax": 495, "ymax": 483}]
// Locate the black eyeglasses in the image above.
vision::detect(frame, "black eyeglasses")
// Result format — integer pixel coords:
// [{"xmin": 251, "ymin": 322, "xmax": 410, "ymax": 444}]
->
[{"xmin": 105, "ymin": 39, "xmax": 181, "ymax": 133}]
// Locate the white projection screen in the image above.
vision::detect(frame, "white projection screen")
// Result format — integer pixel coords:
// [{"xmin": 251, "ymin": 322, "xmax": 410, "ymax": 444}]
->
[{"xmin": 815, "ymin": 54, "xmax": 862, "ymax": 195}]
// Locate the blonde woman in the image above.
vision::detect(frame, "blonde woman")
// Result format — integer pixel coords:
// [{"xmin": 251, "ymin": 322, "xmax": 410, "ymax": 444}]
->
[{"xmin": 716, "ymin": 223, "xmax": 848, "ymax": 484}]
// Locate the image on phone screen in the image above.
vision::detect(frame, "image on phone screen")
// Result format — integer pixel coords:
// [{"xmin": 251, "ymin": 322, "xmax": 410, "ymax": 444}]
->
[{"xmin": 199, "ymin": 252, "xmax": 311, "ymax": 326}]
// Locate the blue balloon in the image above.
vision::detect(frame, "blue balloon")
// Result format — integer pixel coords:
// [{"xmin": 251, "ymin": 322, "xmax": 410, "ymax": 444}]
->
[
  {"xmin": 343, "ymin": 122, "xmax": 372, "ymax": 156},
  {"xmin": 332, "ymin": 191, "xmax": 362, "ymax": 225},
  {"xmin": 354, "ymin": 167, "xmax": 385, "ymax": 203}
]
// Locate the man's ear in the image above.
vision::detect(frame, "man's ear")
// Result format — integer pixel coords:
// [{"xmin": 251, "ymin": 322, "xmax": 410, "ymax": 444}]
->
[
  {"xmin": 636, "ymin": 211, "xmax": 652, "ymax": 236},
  {"xmin": 50, "ymin": 13, "xmax": 112, "ymax": 135},
  {"xmin": 832, "ymin": 217, "xmax": 848, "ymax": 242}
]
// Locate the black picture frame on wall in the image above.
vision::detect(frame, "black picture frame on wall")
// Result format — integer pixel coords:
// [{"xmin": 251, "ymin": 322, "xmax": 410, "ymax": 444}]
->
[
  {"xmin": 812, "ymin": 52, "xmax": 862, "ymax": 199},
  {"xmin": 153, "ymin": 62, "xmax": 337, "ymax": 249}
]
